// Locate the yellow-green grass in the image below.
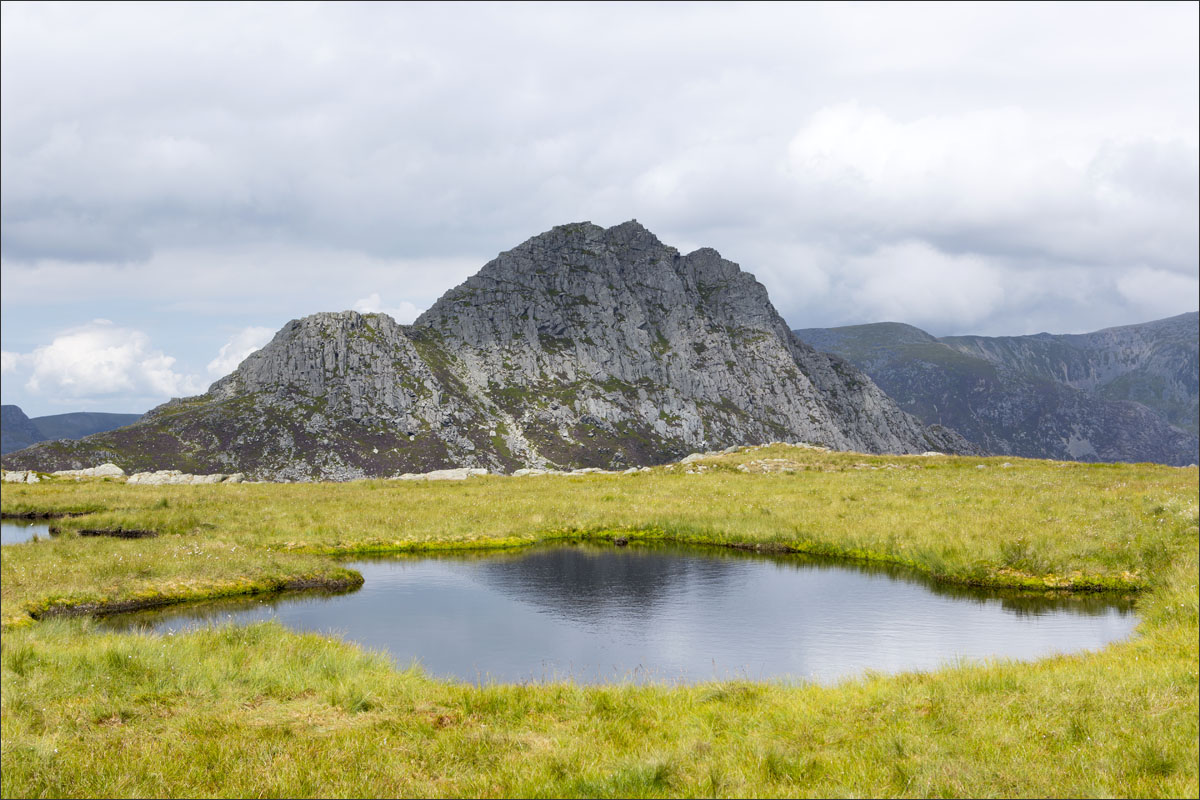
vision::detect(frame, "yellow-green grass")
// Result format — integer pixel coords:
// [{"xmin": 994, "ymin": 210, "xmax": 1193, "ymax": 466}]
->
[{"xmin": 1, "ymin": 446, "xmax": 1197, "ymax": 797}]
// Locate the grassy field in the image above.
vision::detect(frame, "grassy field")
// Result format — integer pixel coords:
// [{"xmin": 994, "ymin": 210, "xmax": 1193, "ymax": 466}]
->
[{"xmin": 1, "ymin": 445, "xmax": 1197, "ymax": 797}]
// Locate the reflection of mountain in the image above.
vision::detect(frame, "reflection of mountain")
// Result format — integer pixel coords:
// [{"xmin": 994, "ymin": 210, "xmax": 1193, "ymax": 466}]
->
[
  {"xmin": 461, "ymin": 544, "xmax": 1135, "ymax": 621},
  {"xmin": 462, "ymin": 545, "xmax": 745, "ymax": 623}
]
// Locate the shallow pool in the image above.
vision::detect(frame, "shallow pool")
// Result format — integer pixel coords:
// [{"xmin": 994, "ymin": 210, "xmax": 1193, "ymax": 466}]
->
[
  {"xmin": 1, "ymin": 520, "xmax": 52, "ymax": 545},
  {"xmin": 100, "ymin": 543, "xmax": 1138, "ymax": 685}
]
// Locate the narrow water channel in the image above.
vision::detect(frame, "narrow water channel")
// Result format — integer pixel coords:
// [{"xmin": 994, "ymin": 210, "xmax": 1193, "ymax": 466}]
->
[{"xmin": 98, "ymin": 543, "xmax": 1138, "ymax": 685}]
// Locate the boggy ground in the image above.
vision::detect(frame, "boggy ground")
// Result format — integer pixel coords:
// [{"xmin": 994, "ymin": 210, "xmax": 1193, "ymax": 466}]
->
[{"xmin": 1, "ymin": 445, "xmax": 1197, "ymax": 797}]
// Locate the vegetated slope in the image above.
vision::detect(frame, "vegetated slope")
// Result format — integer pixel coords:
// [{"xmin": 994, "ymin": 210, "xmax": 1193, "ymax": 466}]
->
[
  {"xmin": 2, "ymin": 221, "xmax": 974, "ymax": 479},
  {"xmin": 0, "ymin": 406, "xmax": 143, "ymax": 455},
  {"xmin": 795, "ymin": 315, "xmax": 1199, "ymax": 466}
]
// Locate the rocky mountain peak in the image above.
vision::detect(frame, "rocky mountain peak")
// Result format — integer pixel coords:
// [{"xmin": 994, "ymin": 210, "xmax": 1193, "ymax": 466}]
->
[
  {"xmin": 416, "ymin": 220, "xmax": 784, "ymax": 353},
  {"xmin": 4, "ymin": 222, "xmax": 976, "ymax": 480}
]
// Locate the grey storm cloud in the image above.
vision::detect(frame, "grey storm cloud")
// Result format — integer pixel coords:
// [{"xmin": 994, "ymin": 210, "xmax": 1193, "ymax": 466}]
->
[{"xmin": 1, "ymin": 1, "xmax": 1198, "ymax": 415}]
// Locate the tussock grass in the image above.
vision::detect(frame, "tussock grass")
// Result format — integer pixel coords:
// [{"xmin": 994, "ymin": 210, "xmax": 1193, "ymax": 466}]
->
[{"xmin": 1, "ymin": 447, "xmax": 1196, "ymax": 797}]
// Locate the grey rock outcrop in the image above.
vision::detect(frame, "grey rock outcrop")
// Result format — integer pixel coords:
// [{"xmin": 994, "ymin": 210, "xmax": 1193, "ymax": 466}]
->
[
  {"xmin": 391, "ymin": 468, "xmax": 489, "ymax": 481},
  {"xmin": 3, "ymin": 221, "xmax": 976, "ymax": 479},
  {"xmin": 52, "ymin": 463, "xmax": 126, "ymax": 479},
  {"xmin": 126, "ymin": 470, "xmax": 244, "ymax": 485},
  {"xmin": 2, "ymin": 469, "xmax": 40, "ymax": 483}
]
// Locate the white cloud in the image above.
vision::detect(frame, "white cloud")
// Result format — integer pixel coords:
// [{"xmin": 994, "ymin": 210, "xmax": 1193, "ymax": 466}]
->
[
  {"xmin": 1, "ymin": 350, "xmax": 23, "ymax": 374},
  {"xmin": 785, "ymin": 103, "xmax": 1199, "ymax": 272},
  {"xmin": 1116, "ymin": 267, "xmax": 1200, "ymax": 322},
  {"xmin": 206, "ymin": 326, "xmax": 275, "ymax": 378},
  {"xmin": 23, "ymin": 320, "xmax": 202, "ymax": 400},
  {"xmin": 352, "ymin": 292, "xmax": 422, "ymax": 324},
  {"xmin": 837, "ymin": 241, "xmax": 1006, "ymax": 331}
]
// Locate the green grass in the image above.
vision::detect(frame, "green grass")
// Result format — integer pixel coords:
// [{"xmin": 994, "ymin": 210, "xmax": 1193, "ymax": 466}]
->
[{"xmin": 1, "ymin": 446, "xmax": 1197, "ymax": 797}]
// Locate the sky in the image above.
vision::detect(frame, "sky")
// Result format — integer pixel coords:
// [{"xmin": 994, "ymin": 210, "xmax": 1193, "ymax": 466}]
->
[{"xmin": 2, "ymin": 1, "xmax": 1197, "ymax": 417}]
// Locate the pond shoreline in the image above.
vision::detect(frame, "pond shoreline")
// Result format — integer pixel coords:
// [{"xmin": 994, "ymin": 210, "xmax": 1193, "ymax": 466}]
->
[
  {"xmin": 28, "ymin": 574, "xmax": 365, "ymax": 620},
  {"xmin": 3, "ymin": 523, "xmax": 1146, "ymax": 626}
]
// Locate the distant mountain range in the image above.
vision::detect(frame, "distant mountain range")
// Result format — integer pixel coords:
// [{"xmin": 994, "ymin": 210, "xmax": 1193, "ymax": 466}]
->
[
  {"xmin": 1, "ymin": 221, "xmax": 973, "ymax": 479},
  {"xmin": 1, "ymin": 405, "xmax": 143, "ymax": 455},
  {"xmin": 794, "ymin": 313, "xmax": 1199, "ymax": 466}
]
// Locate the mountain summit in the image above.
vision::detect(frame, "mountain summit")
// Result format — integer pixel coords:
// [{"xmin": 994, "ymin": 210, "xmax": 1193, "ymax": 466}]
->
[{"xmin": 4, "ymin": 222, "xmax": 974, "ymax": 479}]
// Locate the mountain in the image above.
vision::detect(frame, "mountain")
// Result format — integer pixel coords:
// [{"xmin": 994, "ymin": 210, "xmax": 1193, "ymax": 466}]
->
[
  {"xmin": 794, "ymin": 314, "xmax": 1199, "ymax": 466},
  {"xmin": 0, "ymin": 405, "xmax": 143, "ymax": 455},
  {"xmin": 941, "ymin": 313, "xmax": 1199, "ymax": 436},
  {"xmin": 25, "ymin": 411, "xmax": 144, "ymax": 443},
  {"xmin": 2, "ymin": 221, "xmax": 974, "ymax": 480},
  {"xmin": 1, "ymin": 406, "xmax": 45, "ymax": 455}
]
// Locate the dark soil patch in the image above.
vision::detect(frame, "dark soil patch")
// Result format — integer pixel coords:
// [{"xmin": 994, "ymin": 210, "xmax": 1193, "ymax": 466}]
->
[
  {"xmin": 1, "ymin": 511, "xmax": 90, "ymax": 520},
  {"xmin": 78, "ymin": 528, "xmax": 158, "ymax": 539}
]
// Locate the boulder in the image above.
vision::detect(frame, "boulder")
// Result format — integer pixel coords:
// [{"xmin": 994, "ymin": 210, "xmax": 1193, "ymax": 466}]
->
[
  {"xmin": 393, "ymin": 467, "xmax": 489, "ymax": 481},
  {"xmin": 127, "ymin": 470, "xmax": 232, "ymax": 485},
  {"xmin": 51, "ymin": 463, "xmax": 126, "ymax": 479}
]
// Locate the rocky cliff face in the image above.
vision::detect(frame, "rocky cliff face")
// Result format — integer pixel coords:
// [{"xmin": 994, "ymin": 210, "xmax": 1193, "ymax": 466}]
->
[
  {"xmin": 3, "ymin": 221, "xmax": 974, "ymax": 479},
  {"xmin": 795, "ymin": 315, "xmax": 1199, "ymax": 466}
]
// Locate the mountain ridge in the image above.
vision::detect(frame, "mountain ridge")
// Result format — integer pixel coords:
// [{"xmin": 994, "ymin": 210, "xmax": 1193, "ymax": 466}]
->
[
  {"xmin": 0, "ymin": 405, "xmax": 143, "ymax": 455},
  {"xmin": 794, "ymin": 313, "xmax": 1199, "ymax": 466},
  {"xmin": 3, "ymin": 221, "xmax": 975, "ymax": 479}
]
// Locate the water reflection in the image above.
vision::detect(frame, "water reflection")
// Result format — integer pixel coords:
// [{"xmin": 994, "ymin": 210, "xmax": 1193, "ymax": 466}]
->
[
  {"xmin": 99, "ymin": 542, "xmax": 1138, "ymax": 685},
  {"xmin": 459, "ymin": 544, "xmax": 1134, "ymax": 619}
]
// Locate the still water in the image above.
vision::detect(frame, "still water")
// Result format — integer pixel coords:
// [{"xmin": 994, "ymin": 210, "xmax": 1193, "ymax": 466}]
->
[
  {"xmin": 100, "ymin": 543, "xmax": 1136, "ymax": 685},
  {"xmin": 1, "ymin": 520, "xmax": 52, "ymax": 545}
]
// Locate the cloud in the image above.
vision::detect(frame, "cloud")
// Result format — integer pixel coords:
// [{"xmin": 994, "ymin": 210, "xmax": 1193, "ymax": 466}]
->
[
  {"xmin": 0, "ymin": 244, "xmax": 476, "ymax": 319},
  {"xmin": 0, "ymin": 0, "xmax": 1195, "ymax": 372},
  {"xmin": 206, "ymin": 326, "xmax": 275, "ymax": 378},
  {"xmin": 1, "ymin": 350, "xmax": 24, "ymax": 374},
  {"xmin": 22, "ymin": 320, "xmax": 202, "ymax": 401},
  {"xmin": 1116, "ymin": 267, "xmax": 1200, "ymax": 322},
  {"xmin": 836, "ymin": 241, "xmax": 1006, "ymax": 330},
  {"xmin": 351, "ymin": 293, "xmax": 422, "ymax": 324},
  {"xmin": 784, "ymin": 103, "xmax": 1199, "ymax": 272}
]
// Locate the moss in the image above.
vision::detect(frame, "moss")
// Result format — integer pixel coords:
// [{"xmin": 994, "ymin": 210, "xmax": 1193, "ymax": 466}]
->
[{"xmin": 652, "ymin": 331, "xmax": 671, "ymax": 355}]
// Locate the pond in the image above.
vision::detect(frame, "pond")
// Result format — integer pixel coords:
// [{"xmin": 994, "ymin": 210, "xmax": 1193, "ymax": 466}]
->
[
  {"xmin": 99, "ymin": 543, "xmax": 1138, "ymax": 685},
  {"xmin": 1, "ymin": 520, "xmax": 53, "ymax": 545}
]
